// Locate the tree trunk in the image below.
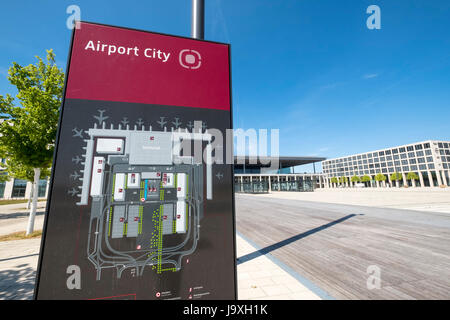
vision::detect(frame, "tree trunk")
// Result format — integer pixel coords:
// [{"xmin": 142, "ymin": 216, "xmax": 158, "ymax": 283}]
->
[
  {"xmin": 26, "ymin": 168, "xmax": 40, "ymax": 235},
  {"xmin": 26, "ymin": 184, "xmax": 34, "ymax": 209}
]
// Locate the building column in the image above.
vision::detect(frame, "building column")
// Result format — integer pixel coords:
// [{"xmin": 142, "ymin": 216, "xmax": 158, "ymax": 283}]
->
[
  {"xmin": 25, "ymin": 181, "xmax": 33, "ymax": 199},
  {"xmin": 447, "ymin": 171, "xmax": 450, "ymax": 186},
  {"xmin": 3, "ymin": 179, "xmax": 14, "ymax": 200},
  {"xmin": 388, "ymin": 174, "xmax": 393, "ymax": 187},
  {"xmin": 402, "ymin": 172, "xmax": 407, "ymax": 187},
  {"xmin": 427, "ymin": 171, "xmax": 434, "ymax": 187},
  {"xmin": 440, "ymin": 170, "xmax": 447, "ymax": 186},
  {"xmin": 268, "ymin": 176, "xmax": 272, "ymax": 192},
  {"xmin": 418, "ymin": 171, "xmax": 425, "ymax": 187},
  {"xmin": 436, "ymin": 170, "xmax": 443, "ymax": 186}
]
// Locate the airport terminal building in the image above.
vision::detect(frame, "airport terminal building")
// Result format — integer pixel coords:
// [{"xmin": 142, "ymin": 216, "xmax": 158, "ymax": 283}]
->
[
  {"xmin": 322, "ymin": 140, "xmax": 450, "ymax": 188},
  {"xmin": 234, "ymin": 156, "xmax": 326, "ymax": 193}
]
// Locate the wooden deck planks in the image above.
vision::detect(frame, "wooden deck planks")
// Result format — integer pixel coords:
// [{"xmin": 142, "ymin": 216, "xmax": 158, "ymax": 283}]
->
[{"xmin": 235, "ymin": 194, "xmax": 450, "ymax": 299}]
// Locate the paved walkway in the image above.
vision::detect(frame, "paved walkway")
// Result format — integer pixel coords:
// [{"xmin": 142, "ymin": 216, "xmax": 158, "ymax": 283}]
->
[
  {"xmin": 236, "ymin": 232, "xmax": 323, "ymax": 300},
  {"xmin": 262, "ymin": 188, "xmax": 450, "ymax": 213},
  {"xmin": 0, "ymin": 201, "xmax": 322, "ymax": 300},
  {"xmin": 0, "ymin": 239, "xmax": 40, "ymax": 300},
  {"xmin": 0, "ymin": 202, "xmax": 46, "ymax": 236}
]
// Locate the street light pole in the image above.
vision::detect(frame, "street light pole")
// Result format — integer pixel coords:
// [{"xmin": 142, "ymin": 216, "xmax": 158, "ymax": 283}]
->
[{"xmin": 191, "ymin": 0, "xmax": 205, "ymax": 39}]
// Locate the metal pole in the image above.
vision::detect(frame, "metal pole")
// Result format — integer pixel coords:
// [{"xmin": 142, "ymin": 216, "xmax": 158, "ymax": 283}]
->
[{"xmin": 191, "ymin": 0, "xmax": 205, "ymax": 39}]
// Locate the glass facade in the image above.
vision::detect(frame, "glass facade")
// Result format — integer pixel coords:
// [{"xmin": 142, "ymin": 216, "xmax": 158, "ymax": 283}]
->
[
  {"xmin": 235, "ymin": 175, "xmax": 316, "ymax": 193},
  {"xmin": 234, "ymin": 181, "xmax": 269, "ymax": 193},
  {"xmin": 0, "ymin": 181, "xmax": 5, "ymax": 198},
  {"xmin": 11, "ymin": 179, "xmax": 27, "ymax": 198},
  {"xmin": 38, "ymin": 179, "xmax": 48, "ymax": 197},
  {"xmin": 270, "ymin": 180, "xmax": 313, "ymax": 192}
]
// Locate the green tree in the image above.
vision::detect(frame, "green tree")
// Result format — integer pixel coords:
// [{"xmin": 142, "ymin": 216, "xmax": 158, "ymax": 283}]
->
[
  {"xmin": 390, "ymin": 172, "xmax": 402, "ymax": 187},
  {"xmin": 406, "ymin": 172, "xmax": 419, "ymax": 180},
  {"xmin": 351, "ymin": 175, "xmax": 361, "ymax": 184},
  {"xmin": 361, "ymin": 175, "xmax": 371, "ymax": 187},
  {"xmin": 407, "ymin": 172, "xmax": 419, "ymax": 186},
  {"xmin": 330, "ymin": 177, "xmax": 338, "ymax": 187},
  {"xmin": 0, "ymin": 50, "xmax": 64, "ymax": 234},
  {"xmin": 339, "ymin": 176, "xmax": 348, "ymax": 185}
]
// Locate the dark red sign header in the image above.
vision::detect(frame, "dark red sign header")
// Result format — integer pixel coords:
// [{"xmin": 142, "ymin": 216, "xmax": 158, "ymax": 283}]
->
[{"xmin": 66, "ymin": 22, "xmax": 230, "ymax": 110}]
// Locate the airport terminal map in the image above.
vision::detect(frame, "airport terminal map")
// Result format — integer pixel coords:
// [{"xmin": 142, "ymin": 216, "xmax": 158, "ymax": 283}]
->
[{"xmin": 34, "ymin": 22, "xmax": 236, "ymax": 300}]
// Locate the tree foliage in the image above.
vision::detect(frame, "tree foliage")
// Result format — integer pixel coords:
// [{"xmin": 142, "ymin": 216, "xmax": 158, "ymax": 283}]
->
[
  {"xmin": 2, "ymin": 158, "xmax": 50, "ymax": 181},
  {"xmin": 390, "ymin": 172, "xmax": 402, "ymax": 181},
  {"xmin": 339, "ymin": 176, "xmax": 348, "ymax": 184},
  {"xmin": 351, "ymin": 175, "xmax": 361, "ymax": 183},
  {"xmin": 407, "ymin": 172, "xmax": 419, "ymax": 181},
  {"xmin": 361, "ymin": 175, "xmax": 371, "ymax": 182},
  {"xmin": 330, "ymin": 177, "xmax": 338, "ymax": 184},
  {"xmin": 375, "ymin": 173, "xmax": 387, "ymax": 182},
  {"xmin": 0, "ymin": 50, "xmax": 63, "ymax": 176}
]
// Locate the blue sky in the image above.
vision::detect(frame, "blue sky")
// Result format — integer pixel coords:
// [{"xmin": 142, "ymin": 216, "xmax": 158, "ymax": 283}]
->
[{"xmin": 1, "ymin": 0, "xmax": 449, "ymax": 172}]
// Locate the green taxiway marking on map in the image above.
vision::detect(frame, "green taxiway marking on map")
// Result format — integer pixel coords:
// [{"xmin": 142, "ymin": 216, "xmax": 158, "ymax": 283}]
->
[
  {"xmin": 123, "ymin": 221, "xmax": 127, "ymax": 236},
  {"xmin": 157, "ymin": 205, "xmax": 163, "ymax": 273},
  {"xmin": 186, "ymin": 202, "xmax": 189, "ymax": 231},
  {"xmin": 139, "ymin": 180, "xmax": 145, "ymax": 200},
  {"xmin": 112, "ymin": 174, "xmax": 116, "ymax": 201},
  {"xmin": 138, "ymin": 206, "xmax": 143, "ymax": 234},
  {"xmin": 108, "ymin": 208, "xmax": 112, "ymax": 236}
]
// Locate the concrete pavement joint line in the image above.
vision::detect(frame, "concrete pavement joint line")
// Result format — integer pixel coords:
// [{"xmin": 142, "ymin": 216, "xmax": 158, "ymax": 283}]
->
[
  {"xmin": 236, "ymin": 230, "xmax": 334, "ymax": 300},
  {"xmin": 0, "ymin": 253, "xmax": 39, "ymax": 263}
]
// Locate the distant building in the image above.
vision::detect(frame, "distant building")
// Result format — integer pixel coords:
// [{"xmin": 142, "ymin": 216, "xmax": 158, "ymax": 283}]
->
[
  {"xmin": 322, "ymin": 140, "xmax": 450, "ymax": 188},
  {"xmin": 234, "ymin": 156, "xmax": 326, "ymax": 193},
  {"xmin": 0, "ymin": 158, "xmax": 49, "ymax": 200}
]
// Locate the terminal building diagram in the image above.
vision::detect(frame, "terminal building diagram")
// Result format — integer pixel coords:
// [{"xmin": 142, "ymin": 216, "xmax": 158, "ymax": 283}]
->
[{"xmin": 76, "ymin": 120, "xmax": 213, "ymax": 280}]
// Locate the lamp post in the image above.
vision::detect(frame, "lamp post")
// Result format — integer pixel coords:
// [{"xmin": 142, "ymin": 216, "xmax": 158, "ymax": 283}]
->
[{"xmin": 191, "ymin": 0, "xmax": 205, "ymax": 39}]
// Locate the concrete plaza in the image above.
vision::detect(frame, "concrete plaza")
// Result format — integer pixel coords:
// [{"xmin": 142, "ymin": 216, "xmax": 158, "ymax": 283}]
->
[{"xmin": 262, "ymin": 188, "xmax": 450, "ymax": 213}]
